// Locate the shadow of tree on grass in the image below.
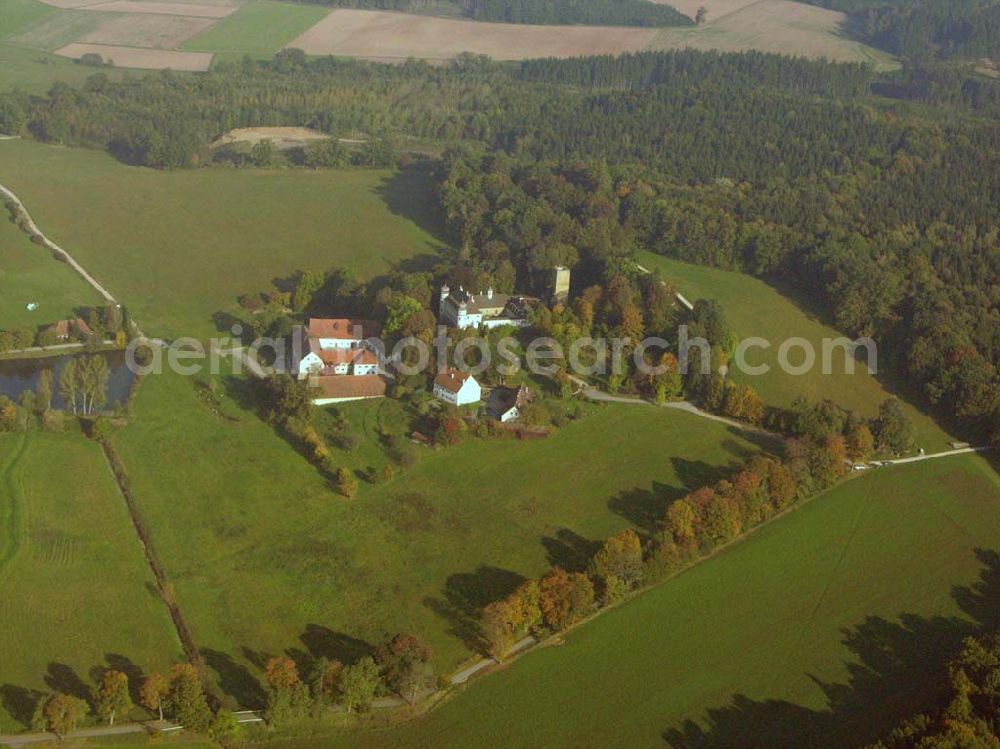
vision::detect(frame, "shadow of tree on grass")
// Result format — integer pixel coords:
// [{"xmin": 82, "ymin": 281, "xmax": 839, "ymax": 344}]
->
[{"xmin": 662, "ymin": 548, "xmax": 1000, "ymax": 748}]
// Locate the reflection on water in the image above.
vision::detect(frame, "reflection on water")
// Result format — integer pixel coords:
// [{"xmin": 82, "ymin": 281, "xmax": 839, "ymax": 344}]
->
[{"xmin": 0, "ymin": 351, "xmax": 135, "ymax": 410}]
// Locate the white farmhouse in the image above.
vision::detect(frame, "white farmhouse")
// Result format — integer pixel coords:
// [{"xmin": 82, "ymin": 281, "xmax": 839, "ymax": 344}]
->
[
  {"xmin": 433, "ymin": 369, "xmax": 482, "ymax": 407},
  {"xmin": 294, "ymin": 318, "xmax": 380, "ymax": 380},
  {"xmin": 438, "ymin": 286, "xmax": 531, "ymax": 330}
]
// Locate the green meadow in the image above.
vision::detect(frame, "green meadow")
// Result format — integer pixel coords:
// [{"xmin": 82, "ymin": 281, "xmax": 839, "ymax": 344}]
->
[
  {"xmin": 0, "ymin": 214, "xmax": 100, "ymax": 330},
  {"xmin": 182, "ymin": 0, "xmax": 329, "ymax": 58},
  {"xmin": 0, "ymin": 433, "xmax": 182, "ymax": 732},
  {"xmin": 315, "ymin": 453, "xmax": 1000, "ymax": 749},
  {"xmin": 638, "ymin": 250, "xmax": 953, "ymax": 451},
  {"xmin": 112, "ymin": 366, "xmax": 765, "ymax": 692},
  {"xmin": 0, "ymin": 139, "xmax": 443, "ymax": 339}
]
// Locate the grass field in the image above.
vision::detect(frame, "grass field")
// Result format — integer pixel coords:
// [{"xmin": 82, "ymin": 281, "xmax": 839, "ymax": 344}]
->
[
  {"xmin": 9, "ymin": 9, "xmax": 114, "ymax": 51},
  {"xmin": 181, "ymin": 0, "xmax": 327, "ymax": 57},
  {"xmin": 113, "ymin": 366, "xmax": 765, "ymax": 690},
  {"xmin": 307, "ymin": 453, "xmax": 1000, "ymax": 749},
  {"xmin": 648, "ymin": 0, "xmax": 898, "ymax": 70},
  {"xmin": 0, "ymin": 139, "xmax": 444, "ymax": 339},
  {"xmin": 0, "ymin": 433, "xmax": 182, "ymax": 732},
  {"xmin": 0, "ymin": 215, "xmax": 100, "ymax": 330},
  {"xmin": 638, "ymin": 251, "xmax": 953, "ymax": 451}
]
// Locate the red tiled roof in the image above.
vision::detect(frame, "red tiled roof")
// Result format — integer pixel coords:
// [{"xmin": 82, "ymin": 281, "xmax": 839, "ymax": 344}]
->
[
  {"xmin": 434, "ymin": 368, "xmax": 472, "ymax": 394},
  {"xmin": 310, "ymin": 375, "xmax": 386, "ymax": 400},
  {"xmin": 307, "ymin": 318, "xmax": 379, "ymax": 341},
  {"xmin": 316, "ymin": 348, "xmax": 378, "ymax": 367},
  {"xmin": 47, "ymin": 318, "xmax": 93, "ymax": 337}
]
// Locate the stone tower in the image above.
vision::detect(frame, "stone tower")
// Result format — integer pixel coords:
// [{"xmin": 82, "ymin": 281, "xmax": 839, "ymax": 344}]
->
[{"xmin": 552, "ymin": 266, "xmax": 571, "ymax": 304}]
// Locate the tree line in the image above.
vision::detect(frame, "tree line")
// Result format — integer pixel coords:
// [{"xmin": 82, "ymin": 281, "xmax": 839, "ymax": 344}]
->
[
  {"xmin": 800, "ymin": 0, "xmax": 1000, "ymax": 61},
  {"xmin": 286, "ymin": 0, "xmax": 692, "ymax": 27}
]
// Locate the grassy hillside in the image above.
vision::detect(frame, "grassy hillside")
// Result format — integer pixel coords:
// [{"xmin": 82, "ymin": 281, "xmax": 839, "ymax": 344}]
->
[
  {"xmin": 113, "ymin": 367, "xmax": 766, "ymax": 689},
  {"xmin": 317, "ymin": 453, "xmax": 1000, "ymax": 749},
  {"xmin": 0, "ymin": 140, "xmax": 444, "ymax": 339},
  {"xmin": 181, "ymin": 0, "xmax": 329, "ymax": 58},
  {"xmin": 0, "ymin": 214, "xmax": 100, "ymax": 330},
  {"xmin": 0, "ymin": 433, "xmax": 182, "ymax": 732},
  {"xmin": 638, "ymin": 251, "xmax": 953, "ymax": 451}
]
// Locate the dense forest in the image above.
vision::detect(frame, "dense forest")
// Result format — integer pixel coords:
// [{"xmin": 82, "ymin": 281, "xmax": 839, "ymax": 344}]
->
[
  {"xmin": 291, "ymin": 0, "xmax": 692, "ymax": 26},
  {"xmin": 0, "ymin": 48, "xmax": 997, "ymax": 440},
  {"xmin": 801, "ymin": 0, "xmax": 1000, "ymax": 60}
]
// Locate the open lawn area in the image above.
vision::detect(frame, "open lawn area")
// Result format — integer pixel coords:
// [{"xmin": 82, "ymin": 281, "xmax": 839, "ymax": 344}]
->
[
  {"xmin": 313, "ymin": 453, "xmax": 1000, "ymax": 749},
  {"xmin": 638, "ymin": 250, "xmax": 953, "ymax": 452},
  {"xmin": 0, "ymin": 139, "xmax": 444, "ymax": 339},
  {"xmin": 181, "ymin": 0, "xmax": 327, "ymax": 57},
  {"xmin": 0, "ymin": 432, "xmax": 182, "ymax": 732},
  {"xmin": 113, "ymin": 367, "xmax": 766, "ymax": 693},
  {"xmin": 0, "ymin": 214, "xmax": 100, "ymax": 330}
]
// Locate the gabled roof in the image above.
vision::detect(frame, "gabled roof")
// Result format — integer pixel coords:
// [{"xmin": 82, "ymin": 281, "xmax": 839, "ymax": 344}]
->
[
  {"xmin": 307, "ymin": 318, "xmax": 380, "ymax": 341},
  {"xmin": 434, "ymin": 368, "xmax": 476, "ymax": 394},
  {"xmin": 47, "ymin": 318, "xmax": 92, "ymax": 337},
  {"xmin": 310, "ymin": 344, "xmax": 379, "ymax": 367},
  {"xmin": 487, "ymin": 384, "xmax": 532, "ymax": 416},
  {"xmin": 310, "ymin": 375, "xmax": 386, "ymax": 400}
]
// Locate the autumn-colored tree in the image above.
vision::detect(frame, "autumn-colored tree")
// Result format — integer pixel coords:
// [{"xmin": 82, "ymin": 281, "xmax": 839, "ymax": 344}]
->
[
  {"xmin": 263, "ymin": 657, "xmax": 311, "ymax": 726},
  {"xmin": 96, "ymin": 670, "xmax": 132, "ymax": 726},
  {"xmin": 167, "ymin": 663, "xmax": 211, "ymax": 732},
  {"xmin": 481, "ymin": 600, "xmax": 515, "ymax": 659},
  {"xmin": 766, "ymin": 460, "xmax": 797, "ymax": 510},
  {"xmin": 847, "ymin": 422, "xmax": 875, "ymax": 461},
  {"xmin": 434, "ymin": 415, "xmax": 465, "ymax": 446},
  {"xmin": 376, "ymin": 633, "xmax": 433, "ymax": 702},
  {"xmin": 538, "ymin": 568, "xmax": 595, "ymax": 631},
  {"xmin": 825, "ymin": 435, "xmax": 850, "ymax": 476},
  {"xmin": 140, "ymin": 673, "xmax": 169, "ymax": 721},
  {"xmin": 41, "ymin": 693, "xmax": 86, "ymax": 737},
  {"xmin": 664, "ymin": 499, "xmax": 697, "ymax": 546},
  {"xmin": 589, "ymin": 529, "xmax": 644, "ymax": 592},
  {"xmin": 265, "ymin": 657, "xmax": 300, "ymax": 692}
]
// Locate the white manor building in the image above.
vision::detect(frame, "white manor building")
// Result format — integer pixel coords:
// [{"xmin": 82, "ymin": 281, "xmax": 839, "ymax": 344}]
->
[
  {"xmin": 433, "ymin": 369, "xmax": 482, "ymax": 407},
  {"xmin": 438, "ymin": 285, "xmax": 531, "ymax": 330}
]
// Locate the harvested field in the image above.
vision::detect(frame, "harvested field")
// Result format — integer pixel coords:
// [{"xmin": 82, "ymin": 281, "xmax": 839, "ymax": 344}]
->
[
  {"xmin": 83, "ymin": 0, "xmax": 235, "ymax": 18},
  {"xmin": 214, "ymin": 126, "xmax": 332, "ymax": 149},
  {"xmin": 286, "ymin": 9, "xmax": 660, "ymax": 61},
  {"xmin": 34, "ymin": 0, "xmax": 108, "ymax": 8},
  {"xmin": 649, "ymin": 0, "xmax": 897, "ymax": 69},
  {"xmin": 82, "ymin": 13, "xmax": 216, "ymax": 47},
  {"xmin": 55, "ymin": 41, "xmax": 213, "ymax": 68},
  {"xmin": 652, "ymin": 0, "xmax": 760, "ymax": 23}
]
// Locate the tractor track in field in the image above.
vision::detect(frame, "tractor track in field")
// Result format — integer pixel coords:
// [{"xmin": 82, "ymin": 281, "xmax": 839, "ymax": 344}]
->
[{"xmin": 0, "ymin": 435, "xmax": 29, "ymax": 579}]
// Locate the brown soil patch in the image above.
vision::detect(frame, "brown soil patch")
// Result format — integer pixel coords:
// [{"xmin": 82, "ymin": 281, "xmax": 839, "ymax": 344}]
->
[
  {"xmin": 54, "ymin": 41, "xmax": 214, "ymax": 69},
  {"xmin": 82, "ymin": 14, "xmax": 217, "ymax": 48},
  {"xmin": 286, "ymin": 9, "xmax": 660, "ymax": 61},
  {"xmin": 213, "ymin": 127, "xmax": 332, "ymax": 149},
  {"xmin": 83, "ymin": 1, "xmax": 235, "ymax": 19}
]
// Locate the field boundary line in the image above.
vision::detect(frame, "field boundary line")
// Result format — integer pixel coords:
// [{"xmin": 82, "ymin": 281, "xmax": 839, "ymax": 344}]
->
[
  {"xmin": 98, "ymin": 437, "xmax": 204, "ymax": 669},
  {"xmin": 0, "ymin": 435, "xmax": 29, "ymax": 580}
]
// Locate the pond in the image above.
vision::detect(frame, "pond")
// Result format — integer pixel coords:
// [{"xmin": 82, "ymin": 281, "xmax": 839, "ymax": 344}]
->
[{"xmin": 0, "ymin": 351, "xmax": 136, "ymax": 411}]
